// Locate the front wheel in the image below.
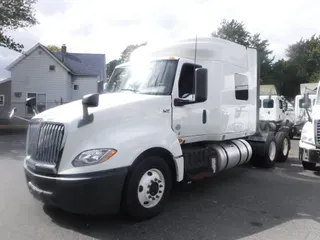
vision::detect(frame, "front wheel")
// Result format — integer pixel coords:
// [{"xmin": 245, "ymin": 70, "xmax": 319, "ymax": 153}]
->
[{"xmin": 122, "ymin": 156, "xmax": 172, "ymax": 221}]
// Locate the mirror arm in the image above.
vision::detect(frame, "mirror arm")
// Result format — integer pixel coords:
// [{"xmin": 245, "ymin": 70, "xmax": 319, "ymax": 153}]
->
[
  {"xmin": 305, "ymin": 109, "xmax": 312, "ymax": 122},
  {"xmin": 12, "ymin": 115, "xmax": 31, "ymax": 123},
  {"xmin": 174, "ymin": 98, "xmax": 195, "ymax": 107},
  {"xmin": 32, "ymin": 106, "xmax": 39, "ymax": 115}
]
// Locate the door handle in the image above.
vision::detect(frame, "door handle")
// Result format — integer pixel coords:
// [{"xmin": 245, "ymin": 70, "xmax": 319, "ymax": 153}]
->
[{"xmin": 202, "ymin": 110, "xmax": 207, "ymax": 124}]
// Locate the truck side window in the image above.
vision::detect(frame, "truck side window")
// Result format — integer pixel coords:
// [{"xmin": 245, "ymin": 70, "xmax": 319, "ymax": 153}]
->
[
  {"xmin": 234, "ymin": 73, "xmax": 248, "ymax": 100},
  {"xmin": 279, "ymin": 100, "xmax": 283, "ymax": 109},
  {"xmin": 263, "ymin": 99, "xmax": 274, "ymax": 108},
  {"xmin": 178, "ymin": 63, "xmax": 202, "ymax": 98}
]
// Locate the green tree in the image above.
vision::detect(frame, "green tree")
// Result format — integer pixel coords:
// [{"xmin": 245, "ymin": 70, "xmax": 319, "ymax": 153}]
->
[
  {"xmin": 106, "ymin": 42, "xmax": 148, "ymax": 79},
  {"xmin": 268, "ymin": 59, "xmax": 300, "ymax": 98},
  {"xmin": 212, "ymin": 19, "xmax": 251, "ymax": 47},
  {"xmin": 286, "ymin": 34, "xmax": 320, "ymax": 83},
  {"xmin": 120, "ymin": 42, "xmax": 147, "ymax": 63},
  {"xmin": 0, "ymin": 0, "xmax": 39, "ymax": 52},
  {"xmin": 212, "ymin": 19, "xmax": 274, "ymax": 83},
  {"xmin": 46, "ymin": 45, "xmax": 60, "ymax": 52},
  {"xmin": 106, "ymin": 59, "xmax": 121, "ymax": 78}
]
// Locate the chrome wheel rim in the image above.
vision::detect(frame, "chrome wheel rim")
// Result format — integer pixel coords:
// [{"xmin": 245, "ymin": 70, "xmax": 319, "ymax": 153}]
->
[
  {"xmin": 137, "ymin": 168, "xmax": 165, "ymax": 208},
  {"xmin": 269, "ymin": 141, "xmax": 276, "ymax": 161},
  {"xmin": 282, "ymin": 138, "xmax": 289, "ymax": 156}
]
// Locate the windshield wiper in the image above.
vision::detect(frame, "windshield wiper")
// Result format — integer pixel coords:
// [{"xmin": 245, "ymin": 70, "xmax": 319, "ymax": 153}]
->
[{"xmin": 121, "ymin": 88, "xmax": 139, "ymax": 93}]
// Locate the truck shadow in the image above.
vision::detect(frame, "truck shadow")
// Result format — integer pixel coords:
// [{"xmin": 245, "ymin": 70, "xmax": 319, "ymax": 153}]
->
[{"xmin": 43, "ymin": 159, "xmax": 320, "ymax": 240}]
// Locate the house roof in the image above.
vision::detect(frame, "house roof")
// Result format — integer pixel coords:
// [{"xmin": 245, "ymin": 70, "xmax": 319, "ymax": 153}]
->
[
  {"xmin": 6, "ymin": 43, "xmax": 105, "ymax": 77},
  {"xmin": 6, "ymin": 43, "xmax": 71, "ymax": 72},
  {"xmin": 260, "ymin": 84, "xmax": 278, "ymax": 95},
  {"xmin": 51, "ymin": 52, "xmax": 105, "ymax": 76},
  {"xmin": 0, "ymin": 77, "xmax": 11, "ymax": 84}
]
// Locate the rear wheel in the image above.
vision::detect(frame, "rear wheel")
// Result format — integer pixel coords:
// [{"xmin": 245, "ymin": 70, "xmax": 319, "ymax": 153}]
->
[
  {"xmin": 275, "ymin": 131, "xmax": 290, "ymax": 162},
  {"xmin": 122, "ymin": 156, "xmax": 172, "ymax": 221},
  {"xmin": 250, "ymin": 131, "xmax": 278, "ymax": 168}
]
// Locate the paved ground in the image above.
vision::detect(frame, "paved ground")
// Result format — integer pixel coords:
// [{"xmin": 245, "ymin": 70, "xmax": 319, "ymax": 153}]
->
[{"xmin": 0, "ymin": 134, "xmax": 320, "ymax": 240}]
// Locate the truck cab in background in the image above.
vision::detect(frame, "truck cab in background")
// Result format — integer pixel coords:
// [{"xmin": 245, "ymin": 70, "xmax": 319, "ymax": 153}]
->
[
  {"xmin": 259, "ymin": 95, "xmax": 288, "ymax": 128},
  {"xmin": 299, "ymin": 85, "xmax": 320, "ymax": 171},
  {"xmin": 292, "ymin": 94, "xmax": 316, "ymax": 138},
  {"xmin": 9, "ymin": 37, "xmax": 292, "ymax": 221}
]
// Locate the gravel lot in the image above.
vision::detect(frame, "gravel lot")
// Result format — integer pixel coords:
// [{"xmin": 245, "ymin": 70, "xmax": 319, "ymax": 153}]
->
[{"xmin": 0, "ymin": 134, "xmax": 319, "ymax": 240}]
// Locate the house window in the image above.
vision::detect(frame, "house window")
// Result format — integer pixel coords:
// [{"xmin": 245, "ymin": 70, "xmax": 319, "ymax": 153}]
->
[
  {"xmin": 0, "ymin": 95, "xmax": 4, "ymax": 106},
  {"xmin": 234, "ymin": 73, "xmax": 249, "ymax": 100},
  {"xmin": 74, "ymin": 85, "xmax": 79, "ymax": 90},
  {"xmin": 26, "ymin": 93, "xmax": 47, "ymax": 114},
  {"xmin": 178, "ymin": 63, "xmax": 202, "ymax": 98},
  {"xmin": 49, "ymin": 65, "xmax": 55, "ymax": 71}
]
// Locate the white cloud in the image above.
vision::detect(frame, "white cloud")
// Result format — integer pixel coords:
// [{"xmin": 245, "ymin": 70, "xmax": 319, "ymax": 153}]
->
[{"xmin": 1, "ymin": 0, "xmax": 320, "ymax": 78}]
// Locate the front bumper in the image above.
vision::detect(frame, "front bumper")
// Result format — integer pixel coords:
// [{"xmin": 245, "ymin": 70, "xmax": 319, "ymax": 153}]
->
[
  {"xmin": 24, "ymin": 165, "xmax": 128, "ymax": 215},
  {"xmin": 299, "ymin": 147, "xmax": 320, "ymax": 164}
]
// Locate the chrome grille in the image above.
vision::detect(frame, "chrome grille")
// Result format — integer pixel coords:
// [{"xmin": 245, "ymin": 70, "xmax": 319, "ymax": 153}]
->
[
  {"xmin": 316, "ymin": 120, "xmax": 320, "ymax": 145},
  {"xmin": 27, "ymin": 121, "xmax": 65, "ymax": 166}
]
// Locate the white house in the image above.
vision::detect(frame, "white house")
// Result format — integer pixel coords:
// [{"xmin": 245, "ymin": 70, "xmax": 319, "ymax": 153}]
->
[{"xmin": 5, "ymin": 43, "xmax": 106, "ymax": 118}]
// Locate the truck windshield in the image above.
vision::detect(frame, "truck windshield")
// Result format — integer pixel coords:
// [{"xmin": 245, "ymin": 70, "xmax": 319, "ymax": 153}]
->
[{"xmin": 105, "ymin": 59, "xmax": 178, "ymax": 95}]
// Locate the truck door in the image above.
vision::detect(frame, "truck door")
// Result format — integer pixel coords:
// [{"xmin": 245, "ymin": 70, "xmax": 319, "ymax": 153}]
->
[
  {"xmin": 171, "ymin": 60, "xmax": 208, "ymax": 138},
  {"xmin": 278, "ymin": 98, "xmax": 284, "ymax": 121},
  {"xmin": 261, "ymin": 98, "xmax": 275, "ymax": 121}
]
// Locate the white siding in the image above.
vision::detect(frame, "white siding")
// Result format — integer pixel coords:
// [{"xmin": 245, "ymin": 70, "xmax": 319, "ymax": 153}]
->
[
  {"xmin": 72, "ymin": 76, "xmax": 98, "ymax": 101},
  {"xmin": 10, "ymin": 46, "xmax": 70, "ymax": 117}
]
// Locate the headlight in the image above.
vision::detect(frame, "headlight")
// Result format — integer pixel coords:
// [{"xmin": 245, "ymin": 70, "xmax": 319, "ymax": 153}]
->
[{"xmin": 72, "ymin": 149, "xmax": 117, "ymax": 167}]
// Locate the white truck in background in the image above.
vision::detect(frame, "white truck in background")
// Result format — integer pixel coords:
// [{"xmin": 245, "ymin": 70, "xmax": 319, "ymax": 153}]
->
[
  {"xmin": 9, "ymin": 37, "xmax": 292, "ymax": 221},
  {"xmin": 291, "ymin": 83, "xmax": 317, "ymax": 138},
  {"xmin": 298, "ymin": 85, "xmax": 320, "ymax": 171},
  {"xmin": 259, "ymin": 84, "xmax": 293, "ymax": 136}
]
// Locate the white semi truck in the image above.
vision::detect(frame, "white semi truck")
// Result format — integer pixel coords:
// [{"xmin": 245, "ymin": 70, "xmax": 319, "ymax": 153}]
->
[
  {"xmin": 9, "ymin": 37, "xmax": 292, "ymax": 220},
  {"xmin": 298, "ymin": 82, "xmax": 320, "ymax": 171},
  {"xmin": 291, "ymin": 84, "xmax": 317, "ymax": 138},
  {"xmin": 259, "ymin": 94, "xmax": 289, "ymax": 129},
  {"xmin": 258, "ymin": 85, "xmax": 293, "ymax": 137}
]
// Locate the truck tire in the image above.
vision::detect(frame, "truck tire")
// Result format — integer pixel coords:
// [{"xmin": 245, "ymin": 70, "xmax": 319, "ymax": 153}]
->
[
  {"xmin": 289, "ymin": 125, "xmax": 295, "ymax": 139},
  {"xmin": 266, "ymin": 122, "xmax": 277, "ymax": 132},
  {"xmin": 275, "ymin": 131, "xmax": 290, "ymax": 162},
  {"xmin": 250, "ymin": 131, "xmax": 277, "ymax": 168},
  {"xmin": 122, "ymin": 156, "xmax": 172, "ymax": 221},
  {"xmin": 302, "ymin": 161, "xmax": 316, "ymax": 171}
]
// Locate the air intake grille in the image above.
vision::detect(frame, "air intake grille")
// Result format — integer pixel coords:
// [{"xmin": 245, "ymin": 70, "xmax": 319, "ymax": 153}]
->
[{"xmin": 27, "ymin": 121, "xmax": 65, "ymax": 166}]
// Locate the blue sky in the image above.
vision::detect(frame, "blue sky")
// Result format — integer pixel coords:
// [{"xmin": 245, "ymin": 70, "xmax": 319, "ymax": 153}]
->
[{"xmin": 0, "ymin": 0, "xmax": 319, "ymax": 80}]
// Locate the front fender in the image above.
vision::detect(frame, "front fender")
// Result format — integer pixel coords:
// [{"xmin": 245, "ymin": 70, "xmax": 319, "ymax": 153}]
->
[
  {"xmin": 299, "ymin": 121, "xmax": 316, "ymax": 150},
  {"xmin": 59, "ymin": 122, "xmax": 184, "ymax": 181}
]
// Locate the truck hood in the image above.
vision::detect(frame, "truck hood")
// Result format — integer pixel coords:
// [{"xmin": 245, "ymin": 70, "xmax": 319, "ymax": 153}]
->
[{"xmin": 34, "ymin": 92, "xmax": 171, "ymax": 123}]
